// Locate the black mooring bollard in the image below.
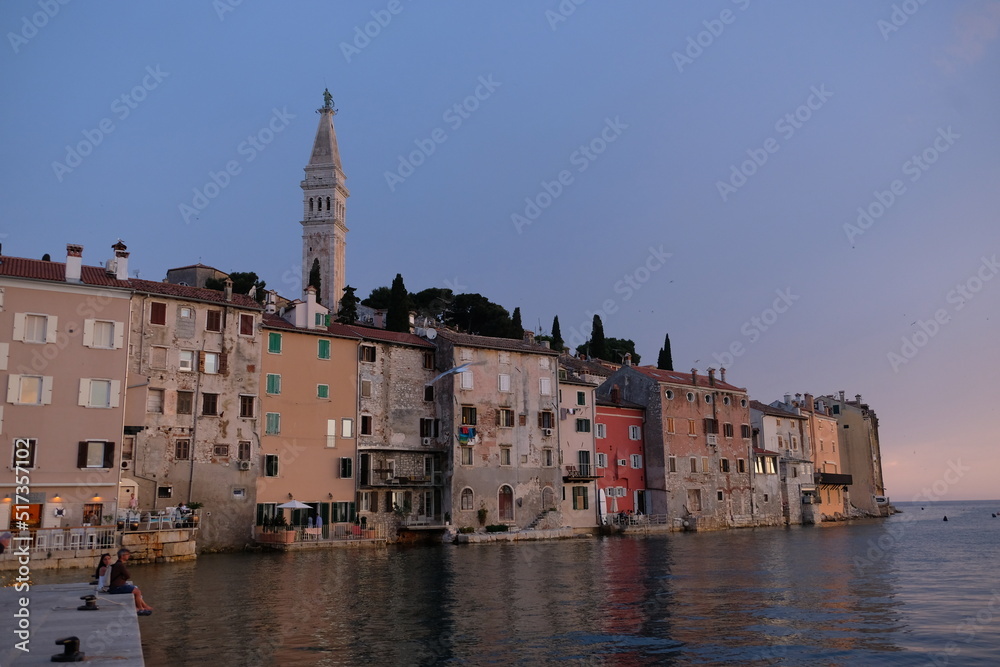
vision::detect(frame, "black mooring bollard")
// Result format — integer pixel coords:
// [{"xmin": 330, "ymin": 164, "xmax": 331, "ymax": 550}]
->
[
  {"xmin": 51, "ymin": 636, "xmax": 85, "ymax": 662},
  {"xmin": 77, "ymin": 595, "xmax": 99, "ymax": 611}
]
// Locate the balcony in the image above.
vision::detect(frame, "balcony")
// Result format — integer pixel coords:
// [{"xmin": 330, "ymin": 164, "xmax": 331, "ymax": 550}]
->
[
  {"xmin": 816, "ymin": 472, "xmax": 853, "ymax": 487},
  {"xmin": 364, "ymin": 472, "xmax": 444, "ymax": 487},
  {"xmin": 563, "ymin": 464, "xmax": 602, "ymax": 482}
]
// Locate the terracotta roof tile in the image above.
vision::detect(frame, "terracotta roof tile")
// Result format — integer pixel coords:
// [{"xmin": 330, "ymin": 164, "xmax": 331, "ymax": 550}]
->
[
  {"xmin": 130, "ymin": 278, "xmax": 261, "ymax": 309},
  {"xmin": 632, "ymin": 365, "xmax": 746, "ymax": 392},
  {"xmin": 749, "ymin": 400, "xmax": 805, "ymax": 419},
  {"xmin": 261, "ymin": 313, "xmax": 361, "ymax": 339},
  {"xmin": 558, "ymin": 354, "xmax": 613, "ymax": 377},
  {"xmin": 344, "ymin": 325, "xmax": 435, "ymax": 349},
  {"xmin": 435, "ymin": 329, "xmax": 559, "ymax": 355},
  {"xmin": 0, "ymin": 255, "xmax": 131, "ymax": 288}
]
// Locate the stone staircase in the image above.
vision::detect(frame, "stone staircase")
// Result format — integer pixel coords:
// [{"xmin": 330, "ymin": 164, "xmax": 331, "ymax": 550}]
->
[{"xmin": 526, "ymin": 509, "xmax": 554, "ymax": 530}]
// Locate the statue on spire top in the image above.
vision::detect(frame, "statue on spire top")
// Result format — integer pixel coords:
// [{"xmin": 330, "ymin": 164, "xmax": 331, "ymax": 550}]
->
[{"xmin": 319, "ymin": 88, "xmax": 337, "ymax": 115}]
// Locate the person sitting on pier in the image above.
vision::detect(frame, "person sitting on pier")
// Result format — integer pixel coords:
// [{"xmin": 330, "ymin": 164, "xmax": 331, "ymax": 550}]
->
[
  {"xmin": 94, "ymin": 553, "xmax": 113, "ymax": 591},
  {"xmin": 108, "ymin": 548, "xmax": 154, "ymax": 615},
  {"xmin": 0, "ymin": 531, "xmax": 11, "ymax": 554}
]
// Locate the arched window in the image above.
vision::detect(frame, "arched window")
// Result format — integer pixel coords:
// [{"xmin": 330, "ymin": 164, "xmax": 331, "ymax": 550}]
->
[
  {"xmin": 460, "ymin": 488, "xmax": 474, "ymax": 511},
  {"xmin": 326, "ymin": 196, "xmax": 332, "ymax": 210},
  {"xmin": 498, "ymin": 485, "xmax": 514, "ymax": 521},
  {"xmin": 309, "ymin": 197, "xmax": 314, "ymax": 211},
  {"xmin": 542, "ymin": 486, "xmax": 555, "ymax": 511}
]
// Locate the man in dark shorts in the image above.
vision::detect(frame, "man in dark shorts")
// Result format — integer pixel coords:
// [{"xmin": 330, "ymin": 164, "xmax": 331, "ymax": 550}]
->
[{"xmin": 108, "ymin": 547, "xmax": 154, "ymax": 615}]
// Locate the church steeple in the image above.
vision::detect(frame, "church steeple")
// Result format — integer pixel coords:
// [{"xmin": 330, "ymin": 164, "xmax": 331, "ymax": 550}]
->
[{"xmin": 301, "ymin": 88, "xmax": 349, "ymax": 311}]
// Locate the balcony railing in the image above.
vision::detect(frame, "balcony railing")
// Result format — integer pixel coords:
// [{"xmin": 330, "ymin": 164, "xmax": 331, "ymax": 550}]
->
[
  {"xmin": 815, "ymin": 472, "xmax": 853, "ymax": 486},
  {"xmin": 564, "ymin": 464, "xmax": 602, "ymax": 481},
  {"xmin": 364, "ymin": 472, "xmax": 444, "ymax": 487}
]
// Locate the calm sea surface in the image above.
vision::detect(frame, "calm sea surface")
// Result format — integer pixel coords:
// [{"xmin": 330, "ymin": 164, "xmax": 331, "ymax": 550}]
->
[{"xmin": 34, "ymin": 500, "xmax": 1000, "ymax": 665}]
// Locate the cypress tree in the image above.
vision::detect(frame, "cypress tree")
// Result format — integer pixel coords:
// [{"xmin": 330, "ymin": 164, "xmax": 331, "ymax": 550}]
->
[
  {"xmin": 338, "ymin": 285, "xmax": 360, "ymax": 324},
  {"xmin": 386, "ymin": 273, "xmax": 411, "ymax": 332},
  {"xmin": 657, "ymin": 333, "xmax": 674, "ymax": 370},
  {"xmin": 308, "ymin": 258, "xmax": 322, "ymax": 305},
  {"xmin": 589, "ymin": 314, "xmax": 607, "ymax": 361},
  {"xmin": 551, "ymin": 316, "xmax": 564, "ymax": 352},
  {"xmin": 509, "ymin": 307, "xmax": 523, "ymax": 339}
]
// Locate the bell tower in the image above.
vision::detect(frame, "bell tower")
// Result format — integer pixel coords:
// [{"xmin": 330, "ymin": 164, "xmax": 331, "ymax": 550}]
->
[{"xmin": 301, "ymin": 88, "xmax": 349, "ymax": 310}]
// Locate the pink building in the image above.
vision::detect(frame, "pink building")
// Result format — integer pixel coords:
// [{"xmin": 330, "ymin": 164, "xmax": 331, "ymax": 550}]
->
[{"xmin": 595, "ymin": 399, "xmax": 647, "ymax": 516}]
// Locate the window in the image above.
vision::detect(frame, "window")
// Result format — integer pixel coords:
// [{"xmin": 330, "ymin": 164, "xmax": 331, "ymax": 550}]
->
[
  {"xmin": 778, "ymin": 436, "xmax": 785, "ymax": 449},
  {"xmin": 686, "ymin": 392, "xmax": 695, "ymax": 402},
  {"xmin": 7, "ymin": 375, "xmax": 47, "ymax": 405},
  {"xmin": 146, "ymin": 388, "xmax": 164, "ymax": 413},
  {"xmin": 158, "ymin": 486, "xmax": 172, "ymax": 499},
  {"xmin": 340, "ymin": 457, "xmax": 353, "ymax": 478},
  {"xmin": 239, "ymin": 313, "xmax": 254, "ymax": 336},
  {"xmin": 755, "ymin": 458, "xmax": 764, "ymax": 474},
  {"xmin": 360, "ymin": 379, "xmax": 372, "ymax": 397},
  {"xmin": 179, "ymin": 349, "xmax": 195, "ymax": 372},
  {"xmin": 175, "ymin": 439, "xmax": 190, "ymax": 460},
  {"xmin": 543, "ymin": 448, "xmax": 553, "ymax": 466},
  {"xmin": 737, "ymin": 459, "xmax": 747, "ymax": 473},
  {"xmin": 572, "ymin": 486, "xmax": 589, "ymax": 510},
  {"xmin": 454, "ymin": 488, "xmax": 473, "ymax": 512},
  {"xmin": 315, "ymin": 313, "xmax": 330, "ymax": 327},
  {"xmin": 206, "ymin": 309, "xmax": 222, "ymax": 332},
  {"xmin": 596, "ymin": 452, "xmax": 607, "ymax": 468},
  {"xmin": 741, "ymin": 398, "xmax": 748, "ymax": 408},
  {"xmin": 264, "ymin": 454, "xmax": 279, "ymax": 477},
  {"xmin": 239, "ymin": 395, "xmax": 255, "ymax": 418},
  {"xmin": 575, "ymin": 419, "xmax": 591, "ymax": 433},
  {"xmin": 539, "ymin": 411, "xmax": 555, "ymax": 429},
  {"xmin": 423, "ymin": 351, "xmax": 435, "ymax": 369},
  {"xmin": 202, "ymin": 393, "xmax": 218, "ymax": 416},
  {"xmin": 359, "ymin": 492, "xmax": 372, "ymax": 512},
  {"xmin": 460, "ymin": 447, "xmax": 473, "ymax": 466},
  {"xmin": 318, "ymin": 339, "xmax": 331, "ymax": 360},
  {"xmin": 202, "ymin": 351, "xmax": 220, "ymax": 374},
  {"xmin": 12, "ymin": 438, "xmax": 36, "ymax": 468},
  {"xmin": 720, "ymin": 458, "xmax": 730, "ymax": 473},
  {"xmin": 15, "ymin": 313, "xmax": 53, "ymax": 343},
  {"xmin": 179, "ymin": 307, "xmax": 193, "ymax": 319},
  {"xmin": 264, "ymin": 412, "xmax": 281, "ymax": 435},
  {"xmin": 341, "ymin": 418, "xmax": 354, "ymax": 438},
  {"xmin": 595, "ymin": 423, "xmax": 606, "ymax": 438},
  {"xmin": 84, "ymin": 320, "xmax": 118, "ymax": 349},
  {"xmin": 460, "ymin": 371, "xmax": 474, "ymax": 390},
  {"xmin": 497, "ymin": 374, "xmax": 511, "ymax": 392},
  {"xmin": 705, "ymin": 394, "xmax": 713, "ymax": 404},
  {"xmin": 461, "ymin": 406, "xmax": 477, "ymax": 426},
  {"xmin": 176, "ymin": 391, "xmax": 193, "ymax": 415},
  {"xmin": 630, "ymin": 454, "xmax": 642, "ymax": 468},
  {"xmin": 690, "ymin": 457, "xmax": 698, "ymax": 472},
  {"xmin": 359, "ymin": 345, "xmax": 376, "ymax": 362},
  {"xmin": 576, "ymin": 391, "xmax": 586, "ymax": 406},
  {"xmin": 628, "ymin": 425, "xmax": 641, "ymax": 440},
  {"xmin": 500, "ymin": 447, "xmax": 512, "ymax": 466},
  {"xmin": 423, "ymin": 385, "xmax": 434, "ymax": 402},
  {"xmin": 723, "ymin": 423, "xmax": 734, "ymax": 438},
  {"xmin": 498, "ymin": 408, "xmax": 514, "ymax": 428},
  {"xmin": 766, "ymin": 457, "xmax": 777, "ymax": 474},
  {"xmin": 266, "ymin": 374, "xmax": 281, "ymax": 395},
  {"xmin": 420, "ymin": 418, "xmax": 439, "ymax": 438},
  {"xmin": 687, "ymin": 419, "xmax": 697, "ymax": 435},
  {"xmin": 84, "ymin": 379, "xmax": 114, "ymax": 408},
  {"xmin": 665, "ymin": 417, "xmax": 676, "ymax": 434},
  {"xmin": 741, "ymin": 424, "xmax": 752, "ymax": 438},
  {"xmin": 267, "ymin": 332, "xmax": 282, "ymax": 354},
  {"xmin": 791, "ymin": 436, "xmax": 799, "ymax": 451},
  {"xmin": 539, "ymin": 377, "xmax": 552, "ymax": 395},
  {"xmin": 326, "ymin": 419, "xmax": 336, "ymax": 447},
  {"xmin": 668, "ymin": 456, "xmax": 677, "ymax": 473},
  {"xmin": 704, "ymin": 418, "xmax": 719, "ymax": 434},
  {"xmin": 718, "ymin": 490, "xmax": 724, "ymax": 501},
  {"xmin": 360, "ymin": 415, "xmax": 373, "ymax": 436},
  {"xmin": 763, "ymin": 493, "xmax": 769, "ymax": 502},
  {"xmin": 213, "ymin": 444, "xmax": 230, "ymax": 457},
  {"xmin": 317, "ymin": 384, "xmax": 330, "ymax": 399},
  {"xmin": 723, "ymin": 396, "xmax": 731, "ymax": 405},
  {"xmin": 150, "ymin": 346, "xmax": 167, "ymax": 369},
  {"xmin": 665, "ymin": 389, "xmax": 674, "ymax": 400},
  {"xmin": 238, "ymin": 441, "xmax": 251, "ymax": 461},
  {"xmin": 122, "ymin": 435, "xmax": 134, "ymax": 461},
  {"xmin": 150, "ymin": 302, "xmax": 166, "ymax": 325}
]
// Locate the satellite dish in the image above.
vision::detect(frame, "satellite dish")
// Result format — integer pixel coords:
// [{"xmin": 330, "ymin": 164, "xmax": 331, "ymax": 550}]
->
[{"xmin": 425, "ymin": 328, "xmax": 437, "ymax": 340}]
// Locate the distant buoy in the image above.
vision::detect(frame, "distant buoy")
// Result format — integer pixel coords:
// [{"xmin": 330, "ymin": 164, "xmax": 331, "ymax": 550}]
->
[
  {"xmin": 993, "ymin": 514, "xmax": 996, "ymax": 518},
  {"xmin": 921, "ymin": 507, "xmax": 925, "ymax": 510},
  {"xmin": 943, "ymin": 516, "xmax": 948, "ymax": 521}
]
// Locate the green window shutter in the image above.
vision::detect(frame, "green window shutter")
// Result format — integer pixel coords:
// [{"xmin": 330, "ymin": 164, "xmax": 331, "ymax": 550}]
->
[
  {"xmin": 318, "ymin": 339, "xmax": 331, "ymax": 359},
  {"xmin": 268, "ymin": 332, "xmax": 282, "ymax": 353}
]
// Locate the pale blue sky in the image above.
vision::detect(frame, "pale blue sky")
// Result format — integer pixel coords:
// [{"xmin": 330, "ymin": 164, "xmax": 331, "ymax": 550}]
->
[{"xmin": 2, "ymin": 1, "xmax": 998, "ymax": 499}]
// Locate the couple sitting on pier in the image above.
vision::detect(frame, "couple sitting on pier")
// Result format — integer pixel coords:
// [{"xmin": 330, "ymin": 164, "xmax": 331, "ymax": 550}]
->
[{"xmin": 94, "ymin": 548, "xmax": 154, "ymax": 615}]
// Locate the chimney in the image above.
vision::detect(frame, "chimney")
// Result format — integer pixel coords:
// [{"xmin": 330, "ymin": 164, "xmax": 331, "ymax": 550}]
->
[
  {"xmin": 839, "ymin": 390, "xmax": 846, "ymax": 403},
  {"xmin": 224, "ymin": 278, "xmax": 233, "ymax": 302},
  {"xmin": 112, "ymin": 240, "xmax": 129, "ymax": 280},
  {"xmin": 855, "ymin": 394, "xmax": 862, "ymax": 404},
  {"xmin": 707, "ymin": 368, "xmax": 715, "ymax": 386},
  {"xmin": 305, "ymin": 284, "xmax": 316, "ymax": 304},
  {"xmin": 624, "ymin": 353, "xmax": 632, "ymax": 367},
  {"xmin": 539, "ymin": 340, "xmax": 550, "ymax": 349},
  {"xmin": 804, "ymin": 393, "xmax": 814, "ymax": 412},
  {"xmin": 65, "ymin": 244, "xmax": 83, "ymax": 282},
  {"xmin": 784, "ymin": 393, "xmax": 791, "ymax": 406},
  {"xmin": 691, "ymin": 368, "xmax": 698, "ymax": 385},
  {"xmin": 719, "ymin": 367, "xmax": 726, "ymax": 383},
  {"xmin": 523, "ymin": 330, "xmax": 535, "ymax": 344},
  {"xmin": 264, "ymin": 291, "xmax": 277, "ymax": 314}
]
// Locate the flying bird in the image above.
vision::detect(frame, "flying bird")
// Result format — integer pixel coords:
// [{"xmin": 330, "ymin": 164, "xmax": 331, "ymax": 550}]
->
[{"xmin": 427, "ymin": 361, "xmax": 486, "ymax": 385}]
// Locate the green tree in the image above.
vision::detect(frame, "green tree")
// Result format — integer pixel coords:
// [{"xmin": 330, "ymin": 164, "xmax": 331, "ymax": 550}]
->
[
  {"xmin": 362, "ymin": 286, "xmax": 391, "ymax": 310},
  {"xmin": 589, "ymin": 314, "xmax": 607, "ymax": 360},
  {"xmin": 444, "ymin": 293, "xmax": 512, "ymax": 337},
  {"xmin": 205, "ymin": 271, "xmax": 266, "ymax": 304},
  {"xmin": 550, "ymin": 316, "xmax": 564, "ymax": 352},
  {"xmin": 338, "ymin": 285, "xmax": 360, "ymax": 324},
  {"xmin": 606, "ymin": 338, "xmax": 640, "ymax": 365},
  {"xmin": 308, "ymin": 259, "xmax": 322, "ymax": 304},
  {"xmin": 386, "ymin": 273, "xmax": 411, "ymax": 332},
  {"xmin": 411, "ymin": 287, "xmax": 454, "ymax": 322},
  {"xmin": 509, "ymin": 307, "xmax": 523, "ymax": 339},
  {"xmin": 657, "ymin": 333, "xmax": 673, "ymax": 370}
]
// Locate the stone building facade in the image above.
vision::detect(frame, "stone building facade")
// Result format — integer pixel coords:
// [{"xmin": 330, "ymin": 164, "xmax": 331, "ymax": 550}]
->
[
  {"xmin": 556, "ymin": 374, "xmax": 601, "ymax": 529},
  {"xmin": 750, "ymin": 399, "xmax": 816, "ymax": 525},
  {"xmin": 819, "ymin": 392, "xmax": 886, "ymax": 516}
]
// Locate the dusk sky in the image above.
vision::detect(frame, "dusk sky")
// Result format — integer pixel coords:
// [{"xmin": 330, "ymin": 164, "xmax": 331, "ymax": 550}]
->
[{"xmin": 2, "ymin": 2, "xmax": 998, "ymax": 500}]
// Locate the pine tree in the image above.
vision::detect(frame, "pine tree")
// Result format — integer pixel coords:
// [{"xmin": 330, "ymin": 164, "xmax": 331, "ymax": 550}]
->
[
  {"xmin": 308, "ymin": 258, "xmax": 322, "ymax": 305},
  {"xmin": 509, "ymin": 307, "xmax": 523, "ymax": 339},
  {"xmin": 589, "ymin": 314, "xmax": 607, "ymax": 361},
  {"xmin": 337, "ymin": 285, "xmax": 360, "ymax": 324},
  {"xmin": 551, "ymin": 316, "xmax": 564, "ymax": 352},
  {"xmin": 657, "ymin": 333, "xmax": 674, "ymax": 370},
  {"xmin": 386, "ymin": 273, "xmax": 411, "ymax": 332}
]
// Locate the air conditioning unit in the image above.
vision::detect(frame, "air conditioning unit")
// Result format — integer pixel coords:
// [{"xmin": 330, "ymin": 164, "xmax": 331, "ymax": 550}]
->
[
  {"xmin": 543, "ymin": 428, "xmax": 553, "ymax": 436},
  {"xmin": 238, "ymin": 461, "xmax": 251, "ymax": 471},
  {"xmin": 421, "ymin": 437, "xmax": 433, "ymax": 446},
  {"xmin": 707, "ymin": 434, "xmax": 718, "ymax": 445},
  {"xmin": 121, "ymin": 460, "xmax": 132, "ymax": 470}
]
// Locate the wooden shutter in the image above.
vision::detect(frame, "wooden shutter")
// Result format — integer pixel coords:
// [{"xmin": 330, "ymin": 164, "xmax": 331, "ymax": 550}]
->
[
  {"xmin": 45, "ymin": 316, "xmax": 58, "ymax": 343},
  {"xmin": 12, "ymin": 313, "xmax": 24, "ymax": 341},
  {"xmin": 113, "ymin": 322, "xmax": 125, "ymax": 349},
  {"xmin": 198, "ymin": 351, "xmax": 206, "ymax": 373},
  {"xmin": 78, "ymin": 379, "xmax": 90, "ymax": 406},
  {"xmin": 82, "ymin": 319, "xmax": 95, "ymax": 347},
  {"xmin": 77, "ymin": 442, "xmax": 88, "ymax": 468},
  {"xmin": 103, "ymin": 442, "xmax": 115, "ymax": 468},
  {"xmin": 0, "ymin": 342, "xmax": 7, "ymax": 371},
  {"xmin": 7, "ymin": 375, "xmax": 18, "ymax": 404},
  {"xmin": 40, "ymin": 377, "xmax": 53, "ymax": 404},
  {"xmin": 109, "ymin": 380, "xmax": 121, "ymax": 408},
  {"xmin": 219, "ymin": 353, "xmax": 229, "ymax": 375}
]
